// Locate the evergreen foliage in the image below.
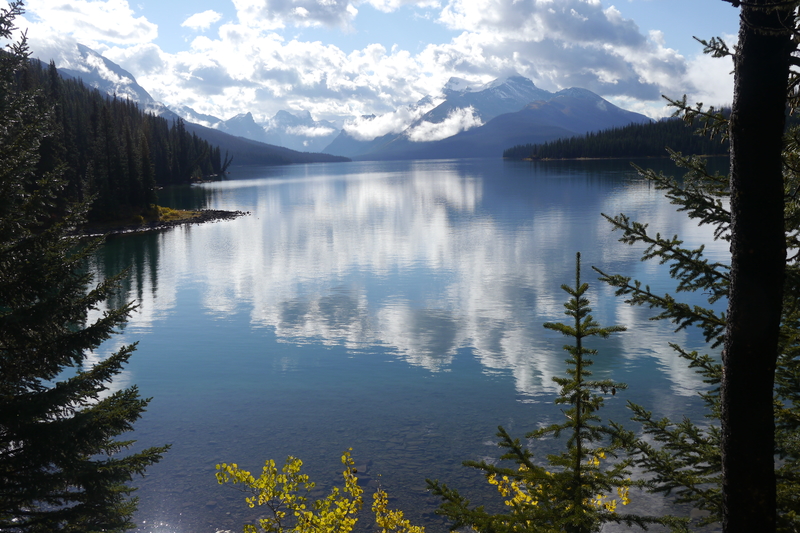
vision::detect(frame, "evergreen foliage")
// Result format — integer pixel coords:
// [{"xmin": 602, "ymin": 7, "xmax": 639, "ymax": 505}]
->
[
  {"xmin": 502, "ymin": 115, "xmax": 732, "ymax": 160},
  {"xmin": 593, "ymin": 90, "xmax": 800, "ymax": 533},
  {"xmin": 0, "ymin": 3, "xmax": 167, "ymax": 531},
  {"xmin": 427, "ymin": 254, "xmax": 669, "ymax": 533},
  {"xmin": 18, "ymin": 54, "xmax": 233, "ymax": 222}
]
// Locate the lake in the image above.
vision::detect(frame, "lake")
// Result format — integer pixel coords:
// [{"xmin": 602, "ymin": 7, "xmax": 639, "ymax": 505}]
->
[{"xmin": 89, "ymin": 157, "xmax": 728, "ymax": 533}]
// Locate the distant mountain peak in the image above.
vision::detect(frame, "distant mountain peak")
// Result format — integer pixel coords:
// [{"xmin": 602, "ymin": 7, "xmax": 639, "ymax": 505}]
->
[
  {"xmin": 270, "ymin": 109, "xmax": 314, "ymax": 127},
  {"xmin": 55, "ymin": 42, "xmax": 155, "ymax": 106},
  {"xmin": 554, "ymin": 87, "xmax": 602, "ymax": 100},
  {"xmin": 443, "ymin": 77, "xmax": 479, "ymax": 94},
  {"xmin": 478, "ymin": 73, "xmax": 527, "ymax": 91},
  {"xmin": 169, "ymin": 104, "xmax": 221, "ymax": 127}
]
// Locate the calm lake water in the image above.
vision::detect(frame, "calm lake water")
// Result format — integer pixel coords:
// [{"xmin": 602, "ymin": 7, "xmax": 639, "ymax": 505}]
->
[{"xmin": 89, "ymin": 157, "xmax": 728, "ymax": 533}]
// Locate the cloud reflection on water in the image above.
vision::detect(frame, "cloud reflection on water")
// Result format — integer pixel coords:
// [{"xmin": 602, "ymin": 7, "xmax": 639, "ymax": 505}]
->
[{"xmin": 96, "ymin": 159, "xmax": 729, "ymax": 400}]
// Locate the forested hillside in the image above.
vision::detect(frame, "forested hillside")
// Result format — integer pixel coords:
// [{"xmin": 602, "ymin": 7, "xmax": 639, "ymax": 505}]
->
[
  {"xmin": 24, "ymin": 58, "xmax": 232, "ymax": 222},
  {"xmin": 503, "ymin": 116, "xmax": 731, "ymax": 159}
]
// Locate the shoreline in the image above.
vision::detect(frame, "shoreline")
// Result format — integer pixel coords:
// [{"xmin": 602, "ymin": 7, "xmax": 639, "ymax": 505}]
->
[
  {"xmin": 79, "ymin": 209, "xmax": 250, "ymax": 239},
  {"xmin": 504, "ymin": 154, "xmax": 727, "ymax": 162}
]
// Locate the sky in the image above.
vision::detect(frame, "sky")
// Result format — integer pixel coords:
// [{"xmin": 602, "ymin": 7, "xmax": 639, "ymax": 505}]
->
[{"xmin": 11, "ymin": 0, "xmax": 741, "ymax": 134}]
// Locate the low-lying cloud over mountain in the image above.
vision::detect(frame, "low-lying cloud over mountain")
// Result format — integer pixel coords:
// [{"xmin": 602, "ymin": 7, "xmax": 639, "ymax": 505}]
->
[{"xmin": 323, "ymin": 74, "xmax": 650, "ymax": 160}]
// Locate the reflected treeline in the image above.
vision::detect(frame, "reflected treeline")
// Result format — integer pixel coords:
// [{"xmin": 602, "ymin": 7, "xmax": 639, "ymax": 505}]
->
[
  {"xmin": 91, "ymin": 234, "xmax": 162, "ymax": 318},
  {"xmin": 88, "ymin": 183, "xmax": 217, "ymax": 315},
  {"xmin": 155, "ymin": 181, "xmax": 215, "ymax": 211}
]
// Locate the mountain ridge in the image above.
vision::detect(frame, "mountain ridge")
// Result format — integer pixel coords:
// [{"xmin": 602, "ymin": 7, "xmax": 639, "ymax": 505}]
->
[
  {"xmin": 48, "ymin": 44, "xmax": 348, "ymax": 166},
  {"xmin": 48, "ymin": 42, "xmax": 650, "ymax": 163},
  {"xmin": 324, "ymin": 76, "xmax": 650, "ymax": 160}
]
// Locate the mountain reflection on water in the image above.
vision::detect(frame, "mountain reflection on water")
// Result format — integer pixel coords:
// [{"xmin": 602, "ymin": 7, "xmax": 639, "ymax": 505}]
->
[{"xmin": 90, "ymin": 158, "xmax": 728, "ymax": 533}]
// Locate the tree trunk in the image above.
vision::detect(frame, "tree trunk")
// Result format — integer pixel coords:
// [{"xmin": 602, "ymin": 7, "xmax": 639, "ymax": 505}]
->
[{"xmin": 724, "ymin": 2, "xmax": 793, "ymax": 532}]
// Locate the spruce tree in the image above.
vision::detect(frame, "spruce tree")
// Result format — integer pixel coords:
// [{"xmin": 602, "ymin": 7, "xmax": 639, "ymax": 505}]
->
[
  {"xmin": 428, "ymin": 254, "xmax": 666, "ymax": 533},
  {"xmin": 0, "ymin": 3, "xmax": 167, "ymax": 531}
]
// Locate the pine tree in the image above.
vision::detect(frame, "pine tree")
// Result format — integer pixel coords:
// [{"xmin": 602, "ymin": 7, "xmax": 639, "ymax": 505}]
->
[
  {"xmin": 428, "ymin": 254, "xmax": 668, "ymax": 533},
  {"xmin": 0, "ymin": 3, "xmax": 167, "ymax": 531}
]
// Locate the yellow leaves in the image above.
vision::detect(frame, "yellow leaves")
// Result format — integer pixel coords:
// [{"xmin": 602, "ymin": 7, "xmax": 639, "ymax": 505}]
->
[
  {"xmin": 586, "ymin": 451, "xmax": 606, "ymax": 468},
  {"xmin": 486, "ymin": 474, "xmax": 537, "ymax": 507},
  {"xmin": 372, "ymin": 489, "xmax": 425, "ymax": 533},
  {"xmin": 588, "ymin": 485, "xmax": 631, "ymax": 514},
  {"xmin": 483, "ymin": 454, "xmax": 632, "ymax": 524},
  {"xmin": 617, "ymin": 485, "xmax": 630, "ymax": 506},
  {"xmin": 218, "ymin": 451, "xmax": 422, "ymax": 533}
]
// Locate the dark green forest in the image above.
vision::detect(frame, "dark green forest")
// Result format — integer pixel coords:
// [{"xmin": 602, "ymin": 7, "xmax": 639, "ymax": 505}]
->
[
  {"xmin": 23, "ymin": 58, "xmax": 233, "ymax": 223},
  {"xmin": 503, "ymin": 116, "xmax": 732, "ymax": 160}
]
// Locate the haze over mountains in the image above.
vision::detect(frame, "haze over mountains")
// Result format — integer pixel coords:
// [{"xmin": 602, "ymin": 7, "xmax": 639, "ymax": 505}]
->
[{"xmin": 47, "ymin": 43, "xmax": 651, "ymax": 162}]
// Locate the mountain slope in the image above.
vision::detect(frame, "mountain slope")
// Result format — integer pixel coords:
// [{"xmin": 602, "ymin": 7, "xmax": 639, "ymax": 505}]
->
[
  {"xmin": 324, "ymin": 75, "xmax": 649, "ymax": 160},
  {"xmin": 260, "ymin": 110, "xmax": 340, "ymax": 152},
  {"xmin": 49, "ymin": 43, "xmax": 348, "ymax": 165},
  {"xmin": 216, "ymin": 112, "xmax": 270, "ymax": 143},
  {"xmin": 182, "ymin": 122, "xmax": 349, "ymax": 166},
  {"xmin": 57, "ymin": 43, "xmax": 157, "ymax": 106},
  {"xmin": 424, "ymin": 75, "xmax": 553, "ymax": 124},
  {"xmin": 323, "ymin": 75, "xmax": 551, "ymax": 158},
  {"xmin": 351, "ymin": 89, "xmax": 651, "ymax": 160}
]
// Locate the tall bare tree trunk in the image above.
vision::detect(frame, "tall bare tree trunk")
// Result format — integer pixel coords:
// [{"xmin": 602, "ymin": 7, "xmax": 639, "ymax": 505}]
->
[{"xmin": 724, "ymin": 2, "xmax": 793, "ymax": 532}]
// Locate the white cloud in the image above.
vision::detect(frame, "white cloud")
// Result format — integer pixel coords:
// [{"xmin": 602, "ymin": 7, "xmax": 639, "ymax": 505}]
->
[
  {"xmin": 286, "ymin": 125, "xmax": 337, "ymax": 137},
  {"xmin": 181, "ymin": 10, "xmax": 222, "ymax": 31},
  {"xmin": 343, "ymin": 98, "xmax": 440, "ymax": 140},
  {"xmin": 21, "ymin": 0, "xmax": 733, "ymax": 129},
  {"xmin": 434, "ymin": 0, "xmax": 687, "ymax": 101},
  {"xmin": 682, "ymin": 36, "xmax": 736, "ymax": 109},
  {"xmin": 406, "ymin": 106, "xmax": 482, "ymax": 142},
  {"xmin": 367, "ymin": 0, "xmax": 441, "ymax": 12},
  {"xmin": 228, "ymin": 0, "xmax": 440, "ymax": 30},
  {"xmin": 23, "ymin": 0, "xmax": 157, "ymax": 46},
  {"xmin": 232, "ymin": 0, "xmax": 360, "ymax": 29}
]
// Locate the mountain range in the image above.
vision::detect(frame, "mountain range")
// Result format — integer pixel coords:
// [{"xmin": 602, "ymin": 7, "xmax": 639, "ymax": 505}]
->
[
  {"xmin": 324, "ymin": 77, "xmax": 650, "ymax": 160},
  {"xmin": 54, "ymin": 44, "xmax": 348, "ymax": 166},
  {"xmin": 46, "ymin": 44, "xmax": 651, "ymax": 162}
]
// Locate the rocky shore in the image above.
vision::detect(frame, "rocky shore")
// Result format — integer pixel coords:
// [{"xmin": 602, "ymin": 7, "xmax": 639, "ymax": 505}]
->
[{"xmin": 80, "ymin": 209, "xmax": 250, "ymax": 239}]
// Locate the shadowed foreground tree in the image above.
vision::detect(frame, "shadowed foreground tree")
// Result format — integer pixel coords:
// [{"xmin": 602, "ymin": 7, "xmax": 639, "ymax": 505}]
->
[
  {"xmin": 721, "ymin": 1, "xmax": 794, "ymax": 531},
  {"xmin": 0, "ymin": 3, "xmax": 167, "ymax": 531},
  {"xmin": 593, "ymin": 1, "xmax": 800, "ymax": 531}
]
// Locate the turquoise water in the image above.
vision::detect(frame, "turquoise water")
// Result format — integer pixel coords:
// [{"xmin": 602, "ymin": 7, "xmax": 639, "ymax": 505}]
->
[{"xmin": 89, "ymin": 158, "xmax": 728, "ymax": 533}]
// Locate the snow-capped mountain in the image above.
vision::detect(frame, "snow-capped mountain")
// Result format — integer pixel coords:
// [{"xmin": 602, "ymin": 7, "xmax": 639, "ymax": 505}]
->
[
  {"xmin": 47, "ymin": 43, "xmax": 347, "ymax": 164},
  {"xmin": 260, "ymin": 110, "xmax": 340, "ymax": 152},
  {"xmin": 59, "ymin": 44, "xmax": 153, "ymax": 103},
  {"xmin": 47, "ymin": 42, "xmax": 649, "ymax": 162},
  {"xmin": 168, "ymin": 104, "xmax": 222, "ymax": 128},
  {"xmin": 166, "ymin": 107, "xmax": 340, "ymax": 153},
  {"xmin": 214, "ymin": 112, "xmax": 270, "ymax": 143},
  {"xmin": 425, "ymin": 74, "xmax": 554, "ymax": 124},
  {"xmin": 44, "ymin": 42, "xmax": 338, "ymax": 154},
  {"xmin": 55, "ymin": 43, "xmax": 174, "ymax": 119},
  {"xmin": 323, "ymin": 76, "xmax": 651, "ymax": 160}
]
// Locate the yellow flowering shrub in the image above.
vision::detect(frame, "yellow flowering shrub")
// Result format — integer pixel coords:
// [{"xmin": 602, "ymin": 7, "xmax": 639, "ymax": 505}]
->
[{"xmin": 217, "ymin": 450, "xmax": 423, "ymax": 533}]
